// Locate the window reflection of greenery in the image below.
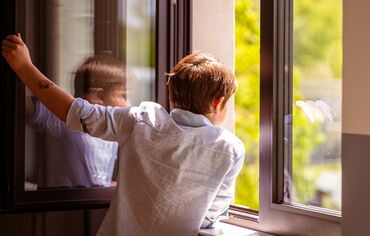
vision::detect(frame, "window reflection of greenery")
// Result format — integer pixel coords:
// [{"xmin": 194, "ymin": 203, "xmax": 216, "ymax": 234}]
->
[
  {"xmin": 292, "ymin": 0, "xmax": 342, "ymax": 211},
  {"xmin": 234, "ymin": 0, "xmax": 342, "ymax": 211}
]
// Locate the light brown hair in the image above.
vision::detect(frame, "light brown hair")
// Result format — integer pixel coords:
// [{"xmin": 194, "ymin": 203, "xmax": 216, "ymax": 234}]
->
[
  {"xmin": 167, "ymin": 52, "xmax": 237, "ymax": 114},
  {"xmin": 74, "ymin": 55, "xmax": 126, "ymax": 98}
]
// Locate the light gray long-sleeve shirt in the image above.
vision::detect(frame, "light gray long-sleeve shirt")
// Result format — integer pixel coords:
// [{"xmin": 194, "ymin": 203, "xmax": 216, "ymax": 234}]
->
[
  {"xmin": 29, "ymin": 98, "xmax": 117, "ymax": 188},
  {"xmin": 66, "ymin": 98, "xmax": 245, "ymax": 236}
]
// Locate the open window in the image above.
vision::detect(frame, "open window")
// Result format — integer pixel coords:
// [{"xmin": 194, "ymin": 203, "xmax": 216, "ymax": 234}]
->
[{"xmin": 226, "ymin": 0, "xmax": 342, "ymax": 235}]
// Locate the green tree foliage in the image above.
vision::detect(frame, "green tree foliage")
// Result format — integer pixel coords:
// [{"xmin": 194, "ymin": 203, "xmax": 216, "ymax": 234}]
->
[
  {"xmin": 294, "ymin": 0, "xmax": 342, "ymax": 78},
  {"xmin": 234, "ymin": 0, "xmax": 260, "ymax": 209}
]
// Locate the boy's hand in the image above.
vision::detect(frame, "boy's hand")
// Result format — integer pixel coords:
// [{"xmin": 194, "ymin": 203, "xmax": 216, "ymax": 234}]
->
[{"xmin": 2, "ymin": 33, "xmax": 32, "ymax": 72}]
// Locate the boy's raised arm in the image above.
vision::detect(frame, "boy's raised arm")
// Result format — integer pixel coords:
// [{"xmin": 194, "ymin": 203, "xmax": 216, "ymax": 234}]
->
[{"xmin": 2, "ymin": 34, "xmax": 74, "ymax": 121}]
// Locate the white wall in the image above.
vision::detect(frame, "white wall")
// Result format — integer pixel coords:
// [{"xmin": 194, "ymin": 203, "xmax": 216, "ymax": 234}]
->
[
  {"xmin": 343, "ymin": 0, "xmax": 370, "ymax": 135},
  {"xmin": 342, "ymin": 0, "xmax": 370, "ymax": 235},
  {"xmin": 192, "ymin": 0, "xmax": 235, "ymax": 132}
]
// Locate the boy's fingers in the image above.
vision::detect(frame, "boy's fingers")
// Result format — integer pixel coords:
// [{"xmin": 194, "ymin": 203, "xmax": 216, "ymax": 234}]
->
[
  {"xmin": 17, "ymin": 33, "xmax": 22, "ymax": 41},
  {"xmin": 2, "ymin": 50, "xmax": 9, "ymax": 59},
  {"xmin": 5, "ymin": 34, "xmax": 22, "ymax": 44},
  {"xmin": 2, "ymin": 45, "xmax": 11, "ymax": 53},
  {"xmin": 2, "ymin": 39, "xmax": 17, "ymax": 49}
]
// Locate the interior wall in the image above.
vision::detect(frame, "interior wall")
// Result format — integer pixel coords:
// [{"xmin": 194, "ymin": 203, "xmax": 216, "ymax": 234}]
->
[
  {"xmin": 342, "ymin": 0, "xmax": 370, "ymax": 235},
  {"xmin": 192, "ymin": 0, "xmax": 235, "ymax": 132}
]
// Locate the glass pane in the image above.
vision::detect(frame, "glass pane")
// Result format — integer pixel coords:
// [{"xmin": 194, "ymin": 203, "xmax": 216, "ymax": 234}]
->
[
  {"xmin": 234, "ymin": 0, "xmax": 260, "ymax": 210},
  {"xmin": 24, "ymin": 0, "xmax": 156, "ymax": 191},
  {"xmin": 286, "ymin": 0, "xmax": 342, "ymax": 211},
  {"xmin": 126, "ymin": 0, "xmax": 156, "ymax": 105}
]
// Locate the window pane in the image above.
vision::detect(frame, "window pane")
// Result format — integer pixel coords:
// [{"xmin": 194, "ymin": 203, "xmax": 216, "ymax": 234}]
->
[
  {"xmin": 234, "ymin": 0, "xmax": 260, "ymax": 210},
  {"xmin": 126, "ymin": 0, "xmax": 156, "ymax": 105},
  {"xmin": 24, "ymin": 0, "xmax": 156, "ymax": 190},
  {"xmin": 286, "ymin": 0, "xmax": 342, "ymax": 211}
]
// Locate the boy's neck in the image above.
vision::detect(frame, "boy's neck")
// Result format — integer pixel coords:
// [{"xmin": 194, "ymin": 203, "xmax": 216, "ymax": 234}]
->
[{"xmin": 204, "ymin": 112, "xmax": 223, "ymax": 126}]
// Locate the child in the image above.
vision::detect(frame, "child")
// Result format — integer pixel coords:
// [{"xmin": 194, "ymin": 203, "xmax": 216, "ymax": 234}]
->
[
  {"xmin": 26, "ymin": 55, "xmax": 128, "ymax": 188},
  {"xmin": 3, "ymin": 34, "xmax": 245, "ymax": 236}
]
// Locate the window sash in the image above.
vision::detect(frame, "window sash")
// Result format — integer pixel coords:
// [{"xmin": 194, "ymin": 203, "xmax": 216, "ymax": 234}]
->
[
  {"xmin": 227, "ymin": 0, "xmax": 341, "ymax": 235},
  {"xmin": 1, "ymin": 0, "xmax": 191, "ymax": 211}
]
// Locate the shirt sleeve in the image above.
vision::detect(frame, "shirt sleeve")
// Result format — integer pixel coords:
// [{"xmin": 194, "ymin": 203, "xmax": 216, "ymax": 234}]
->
[
  {"xmin": 201, "ymin": 152, "xmax": 245, "ymax": 229},
  {"xmin": 66, "ymin": 98, "xmax": 137, "ymax": 142},
  {"xmin": 27, "ymin": 96, "xmax": 65, "ymax": 134}
]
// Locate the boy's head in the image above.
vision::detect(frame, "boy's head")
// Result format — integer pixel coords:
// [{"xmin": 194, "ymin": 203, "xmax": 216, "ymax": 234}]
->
[
  {"xmin": 167, "ymin": 52, "xmax": 237, "ymax": 123},
  {"xmin": 74, "ymin": 55, "xmax": 128, "ymax": 107}
]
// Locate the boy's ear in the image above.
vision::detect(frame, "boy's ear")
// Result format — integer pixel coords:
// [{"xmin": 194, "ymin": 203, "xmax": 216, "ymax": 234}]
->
[
  {"xmin": 85, "ymin": 88, "xmax": 105, "ymax": 105},
  {"xmin": 211, "ymin": 96, "xmax": 225, "ymax": 114}
]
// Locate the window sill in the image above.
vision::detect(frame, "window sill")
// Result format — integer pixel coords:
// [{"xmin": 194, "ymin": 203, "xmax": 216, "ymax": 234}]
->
[{"xmin": 199, "ymin": 222, "xmax": 274, "ymax": 236}]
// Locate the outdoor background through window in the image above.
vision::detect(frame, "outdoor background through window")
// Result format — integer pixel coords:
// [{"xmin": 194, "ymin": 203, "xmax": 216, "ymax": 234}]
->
[{"xmin": 234, "ymin": 0, "xmax": 260, "ymax": 210}]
